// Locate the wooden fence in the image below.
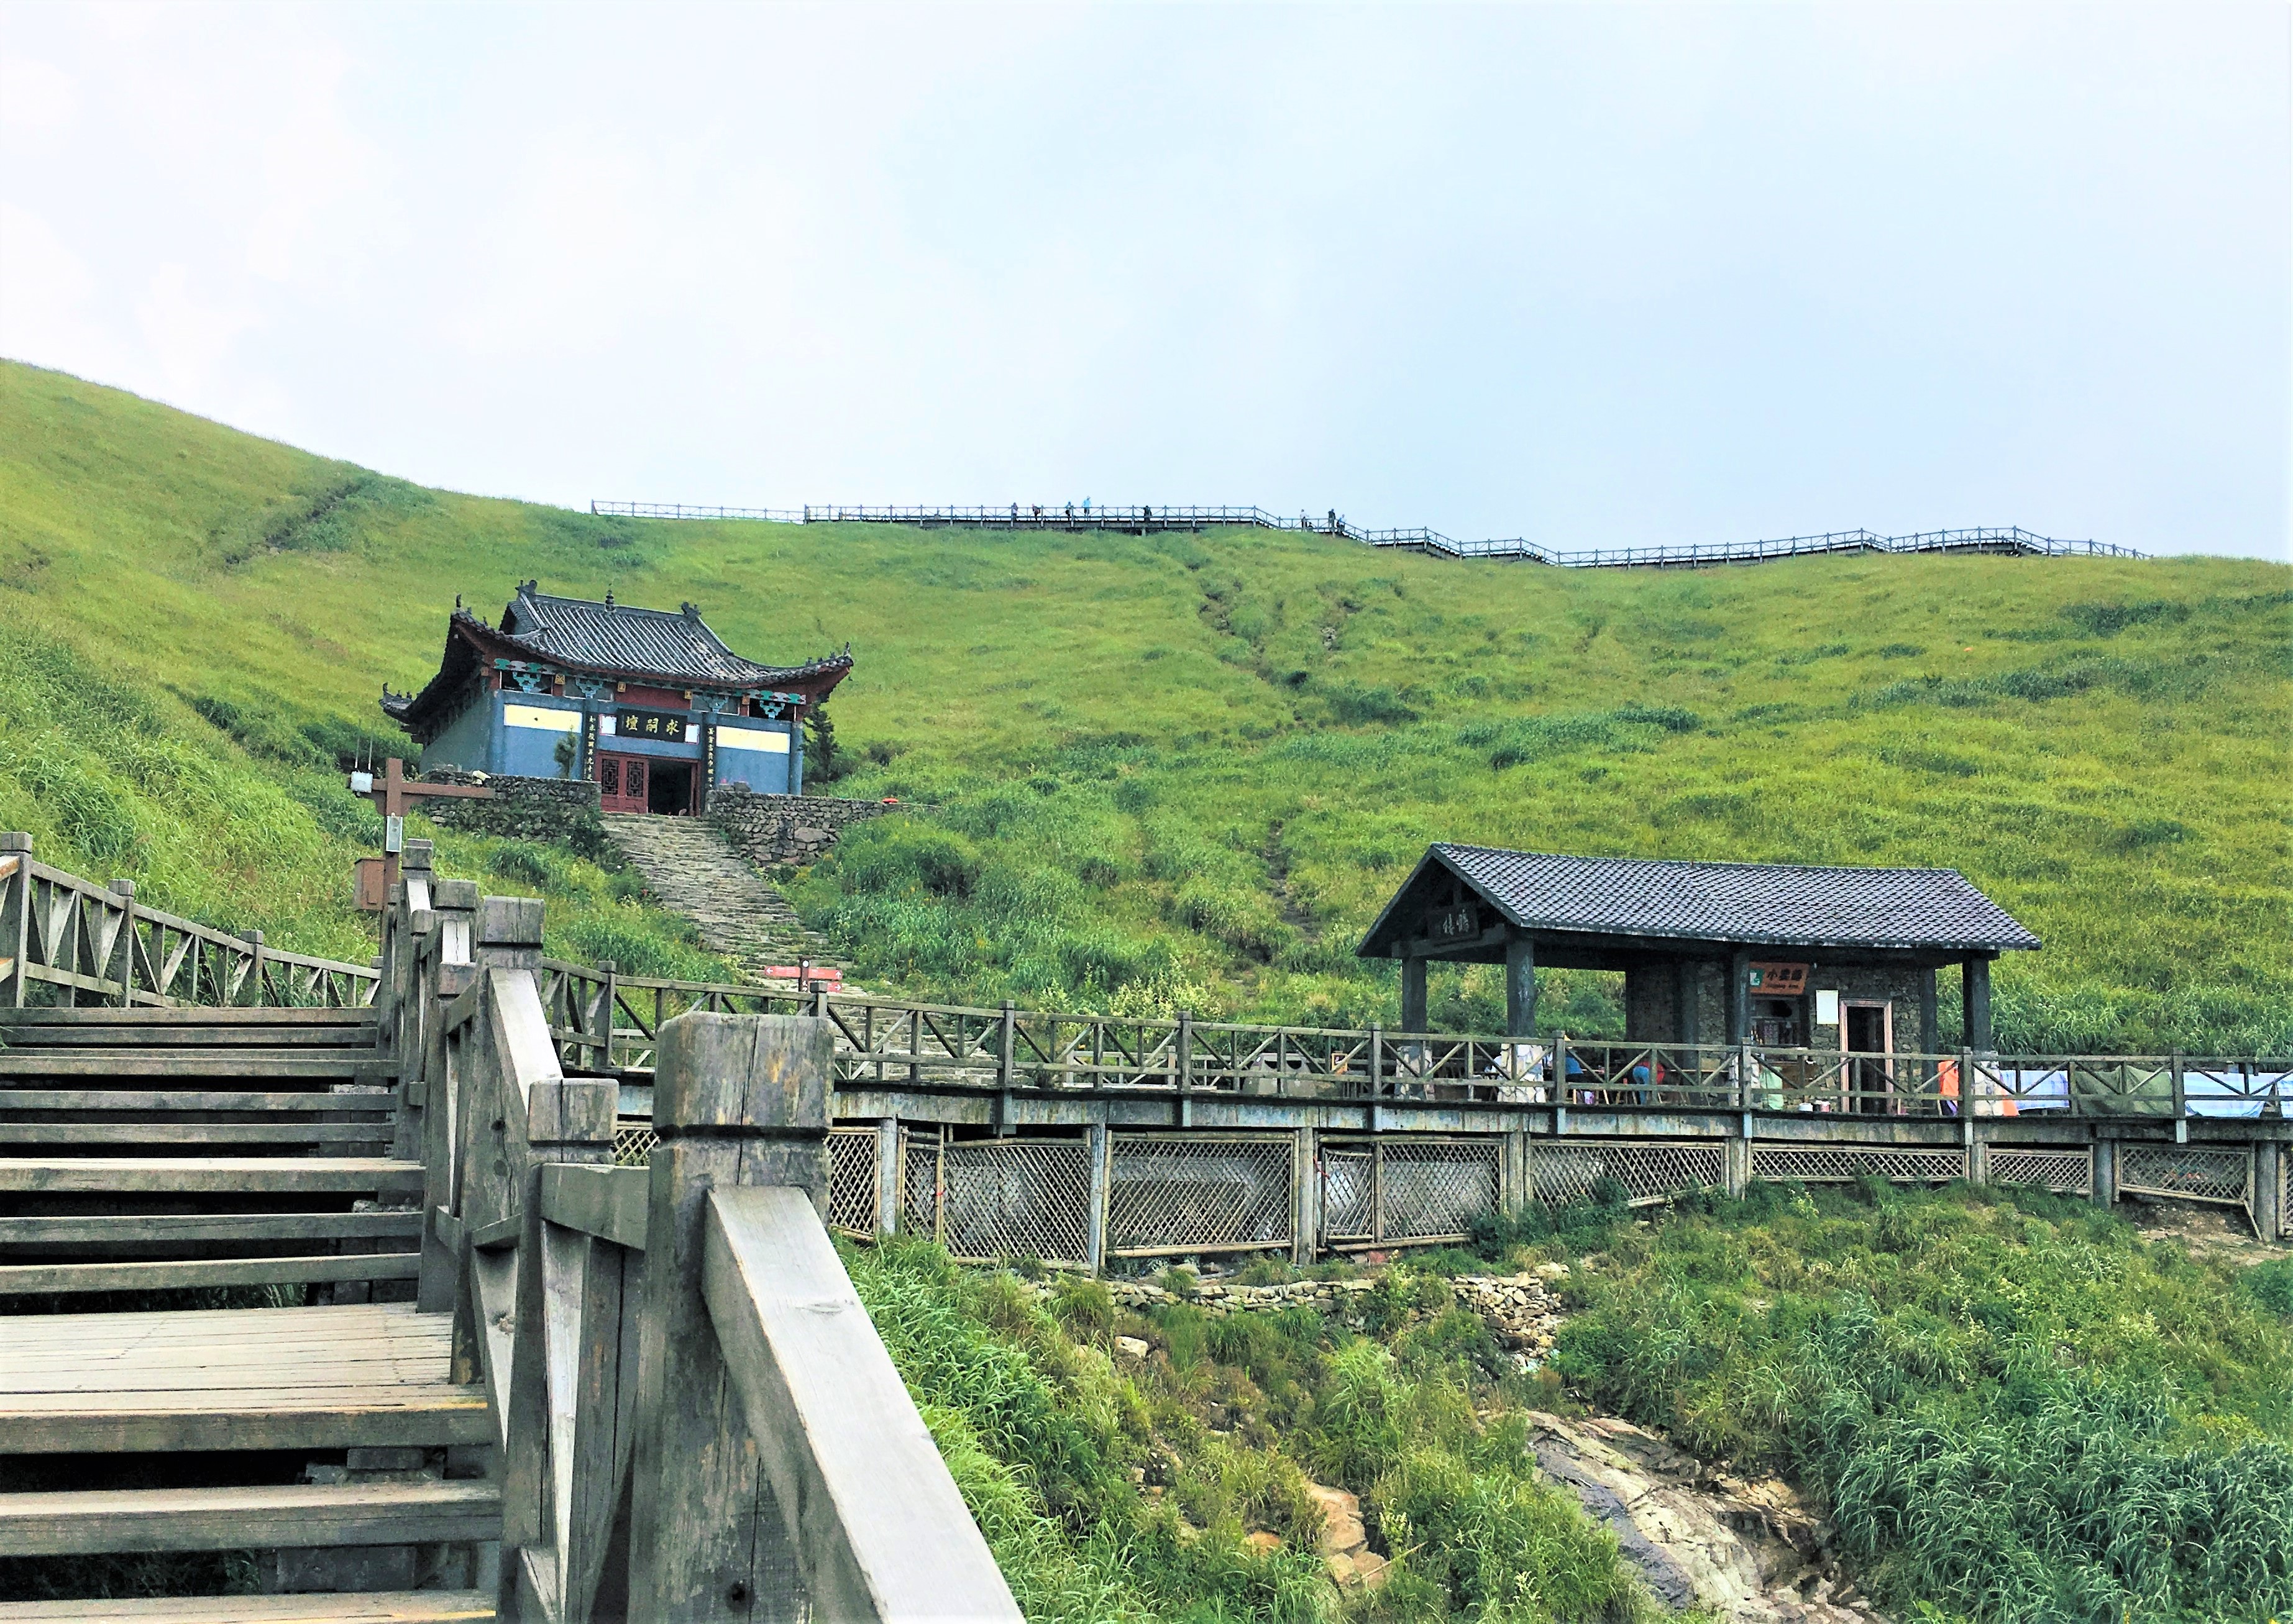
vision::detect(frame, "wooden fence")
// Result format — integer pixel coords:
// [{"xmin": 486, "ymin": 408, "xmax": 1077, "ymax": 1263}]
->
[
  {"xmin": 378, "ymin": 840, "xmax": 1019, "ymax": 1619},
  {"xmin": 533, "ymin": 953, "xmax": 2289, "ymax": 1123},
  {"xmin": 588, "ymin": 502, "xmax": 2143, "ymax": 568},
  {"xmin": 0, "ymin": 834, "xmax": 378, "ymax": 1010}
]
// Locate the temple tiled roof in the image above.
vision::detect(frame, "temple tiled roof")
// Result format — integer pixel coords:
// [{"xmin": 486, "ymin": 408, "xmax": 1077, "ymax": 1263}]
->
[
  {"xmin": 381, "ymin": 583, "xmax": 851, "ymax": 734},
  {"xmin": 1360, "ymin": 844, "xmax": 2039, "ymax": 956},
  {"xmin": 497, "ymin": 586, "xmax": 840, "ymax": 688}
]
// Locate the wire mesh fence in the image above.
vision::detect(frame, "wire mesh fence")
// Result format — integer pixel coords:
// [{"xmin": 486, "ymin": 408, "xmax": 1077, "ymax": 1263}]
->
[
  {"xmin": 826, "ymin": 1126, "xmax": 880, "ymax": 1236},
  {"xmin": 1532, "ymin": 1140, "xmax": 1725, "ymax": 1208},
  {"xmin": 2118, "ymin": 1144, "xmax": 2251, "ymax": 1211},
  {"xmin": 613, "ymin": 1122, "xmax": 657, "ymax": 1168},
  {"xmin": 1752, "ymin": 1144, "xmax": 1968, "ymax": 1185},
  {"xmin": 906, "ymin": 1138, "xmax": 1093, "ymax": 1266},
  {"xmin": 1987, "ymin": 1147, "xmax": 2093, "ymax": 1195},
  {"xmin": 1108, "ymin": 1135, "xmax": 1291, "ymax": 1257},
  {"xmin": 1321, "ymin": 1139, "xmax": 1501, "ymax": 1246}
]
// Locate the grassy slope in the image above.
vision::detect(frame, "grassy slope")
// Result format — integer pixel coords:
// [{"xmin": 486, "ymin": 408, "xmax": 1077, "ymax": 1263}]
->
[{"xmin": 6, "ymin": 358, "xmax": 2284, "ymax": 1047}]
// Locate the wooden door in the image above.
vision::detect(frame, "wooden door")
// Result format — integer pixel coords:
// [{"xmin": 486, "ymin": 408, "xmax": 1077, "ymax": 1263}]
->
[{"xmin": 598, "ymin": 753, "xmax": 649, "ymax": 814}]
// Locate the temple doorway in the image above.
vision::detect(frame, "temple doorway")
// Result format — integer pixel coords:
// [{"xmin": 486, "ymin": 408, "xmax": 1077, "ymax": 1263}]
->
[{"xmin": 645, "ymin": 762, "xmax": 695, "ymax": 816}]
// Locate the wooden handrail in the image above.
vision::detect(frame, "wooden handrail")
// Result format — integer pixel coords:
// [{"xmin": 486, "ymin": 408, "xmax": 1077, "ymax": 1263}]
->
[{"xmin": 703, "ymin": 1185, "xmax": 1022, "ymax": 1623}]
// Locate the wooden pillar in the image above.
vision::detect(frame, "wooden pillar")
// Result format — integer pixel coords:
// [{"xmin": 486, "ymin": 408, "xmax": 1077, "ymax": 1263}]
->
[
  {"xmin": 1727, "ymin": 948, "xmax": 1751, "ymax": 1047},
  {"xmin": 1504, "ymin": 934, "xmax": 1536, "ymax": 1038},
  {"xmin": 2090, "ymin": 1136, "xmax": 2117, "ymax": 1208},
  {"xmin": 0, "ymin": 833, "xmax": 29, "ymax": 1009},
  {"xmin": 874, "ymin": 1116, "xmax": 900, "ymax": 1237},
  {"xmin": 1964, "ymin": 957, "xmax": 1992, "ymax": 1051},
  {"xmin": 416, "ymin": 880, "xmax": 482, "ymax": 1316},
  {"xmin": 628, "ymin": 1013, "xmax": 831, "ymax": 1623},
  {"xmin": 1292, "ymin": 1126, "xmax": 1318, "ymax": 1265},
  {"xmin": 2249, "ymin": 1141, "xmax": 2281, "ymax": 1246},
  {"xmin": 1503, "ymin": 1129, "xmax": 1531, "ymax": 1213},
  {"xmin": 1399, "ymin": 955, "xmax": 1427, "ymax": 1033},
  {"xmin": 1086, "ymin": 1122, "xmax": 1111, "ymax": 1272}
]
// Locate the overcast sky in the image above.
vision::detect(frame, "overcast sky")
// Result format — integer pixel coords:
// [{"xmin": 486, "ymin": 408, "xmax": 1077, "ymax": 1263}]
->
[{"xmin": 3, "ymin": 3, "xmax": 2287, "ymax": 559}]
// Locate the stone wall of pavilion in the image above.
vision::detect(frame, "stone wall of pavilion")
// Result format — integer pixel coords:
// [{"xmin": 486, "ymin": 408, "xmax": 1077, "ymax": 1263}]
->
[
  {"xmin": 417, "ymin": 769, "xmax": 613, "ymax": 862},
  {"xmin": 705, "ymin": 783, "xmax": 892, "ymax": 867}
]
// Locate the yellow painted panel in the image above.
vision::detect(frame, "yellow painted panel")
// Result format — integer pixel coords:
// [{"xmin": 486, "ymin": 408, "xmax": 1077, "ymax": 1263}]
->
[
  {"xmin": 503, "ymin": 703, "xmax": 582, "ymax": 732},
  {"xmin": 717, "ymin": 725, "xmax": 791, "ymax": 754}
]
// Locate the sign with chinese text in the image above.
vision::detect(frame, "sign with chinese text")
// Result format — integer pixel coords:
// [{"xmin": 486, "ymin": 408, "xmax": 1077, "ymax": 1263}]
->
[
  {"xmin": 615, "ymin": 708, "xmax": 687, "ymax": 742},
  {"xmin": 1747, "ymin": 961, "xmax": 1810, "ymax": 995},
  {"xmin": 1417, "ymin": 902, "xmax": 1482, "ymax": 944}
]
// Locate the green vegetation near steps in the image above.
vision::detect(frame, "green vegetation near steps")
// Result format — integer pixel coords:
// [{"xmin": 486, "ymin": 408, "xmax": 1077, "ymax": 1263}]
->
[
  {"xmin": 1550, "ymin": 1183, "xmax": 2293, "ymax": 1623},
  {"xmin": 2, "ymin": 360, "xmax": 2289, "ymax": 1050},
  {"xmin": 844, "ymin": 1182, "xmax": 2293, "ymax": 1623},
  {"xmin": 842, "ymin": 1234, "xmax": 1659, "ymax": 1623}
]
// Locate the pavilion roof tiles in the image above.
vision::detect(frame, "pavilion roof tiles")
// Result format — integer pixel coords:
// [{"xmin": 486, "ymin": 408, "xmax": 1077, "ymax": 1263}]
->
[{"xmin": 1360, "ymin": 844, "xmax": 2039, "ymax": 956}]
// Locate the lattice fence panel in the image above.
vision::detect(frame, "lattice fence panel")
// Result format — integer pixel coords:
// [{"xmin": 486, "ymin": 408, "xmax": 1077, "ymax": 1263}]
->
[
  {"xmin": 1381, "ymin": 1140, "xmax": 1500, "ymax": 1241},
  {"xmin": 613, "ymin": 1122, "xmax": 657, "ymax": 1168},
  {"xmin": 938, "ymin": 1140, "xmax": 1092, "ymax": 1265},
  {"xmin": 1753, "ymin": 1144, "xmax": 1966, "ymax": 1185},
  {"xmin": 2120, "ymin": 1144, "xmax": 2250, "ymax": 1210},
  {"xmin": 827, "ymin": 1126, "xmax": 879, "ymax": 1236},
  {"xmin": 1534, "ymin": 1141, "xmax": 1723, "ymax": 1208},
  {"xmin": 1987, "ymin": 1147, "xmax": 2092, "ymax": 1195},
  {"xmin": 1109, "ymin": 1136, "xmax": 1291, "ymax": 1256},
  {"xmin": 2281, "ymin": 1149, "xmax": 2291, "ymax": 1242},
  {"xmin": 1322, "ymin": 1149, "xmax": 1375, "ymax": 1243}
]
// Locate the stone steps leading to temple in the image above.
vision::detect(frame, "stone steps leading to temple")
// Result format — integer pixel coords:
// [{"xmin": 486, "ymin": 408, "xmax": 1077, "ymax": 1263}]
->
[{"xmin": 599, "ymin": 813, "xmax": 848, "ymax": 982}]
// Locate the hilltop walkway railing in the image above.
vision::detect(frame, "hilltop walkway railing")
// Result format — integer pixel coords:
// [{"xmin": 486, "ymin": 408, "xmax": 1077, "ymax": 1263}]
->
[
  {"xmin": 534, "ymin": 956, "xmax": 2288, "ymax": 1123},
  {"xmin": 590, "ymin": 501, "xmax": 2144, "ymax": 569},
  {"xmin": 0, "ymin": 833, "xmax": 378, "ymax": 1010}
]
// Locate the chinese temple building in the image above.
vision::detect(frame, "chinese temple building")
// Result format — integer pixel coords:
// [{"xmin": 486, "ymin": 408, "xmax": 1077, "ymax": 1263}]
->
[
  {"xmin": 381, "ymin": 582, "xmax": 853, "ymax": 814},
  {"xmin": 1359, "ymin": 844, "xmax": 2039, "ymax": 1060}
]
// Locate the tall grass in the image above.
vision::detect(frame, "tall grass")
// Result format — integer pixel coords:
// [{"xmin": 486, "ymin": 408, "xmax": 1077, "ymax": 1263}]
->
[
  {"xmin": 2, "ymin": 357, "xmax": 2287, "ymax": 1047},
  {"xmin": 1549, "ymin": 1184, "xmax": 2293, "ymax": 1622}
]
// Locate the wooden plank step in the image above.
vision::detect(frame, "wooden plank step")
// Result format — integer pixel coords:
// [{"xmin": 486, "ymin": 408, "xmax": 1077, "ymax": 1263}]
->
[
  {"xmin": 0, "ymin": 1592, "xmax": 492, "ymax": 1623},
  {"xmin": 0, "ymin": 1126, "xmax": 393, "ymax": 1147},
  {"xmin": 0, "ymin": 1213, "xmax": 422, "ymax": 1244},
  {"xmin": 2, "ymin": 1388, "xmax": 489, "ymax": 1454},
  {"xmin": 0, "ymin": 1252, "xmax": 419, "ymax": 1295},
  {"xmin": 0, "ymin": 1479, "xmax": 501, "ymax": 1555},
  {"xmin": 0, "ymin": 1027, "xmax": 384, "ymax": 1049},
  {"xmin": 0, "ymin": 1090, "xmax": 393, "ymax": 1112},
  {"xmin": 0, "ymin": 1300, "xmax": 426, "ymax": 1339},
  {"xmin": 0, "ymin": 1158, "xmax": 422, "ymax": 1194},
  {"xmin": 0, "ymin": 1009, "xmax": 375, "ymax": 1027},
  {"xmin": 0, "ymin": 1057, "xmax": 386, "ymax": 1081}
]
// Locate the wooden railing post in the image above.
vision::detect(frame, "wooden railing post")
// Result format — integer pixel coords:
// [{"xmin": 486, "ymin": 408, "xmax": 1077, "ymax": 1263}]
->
[
  {"xmin": 107, "ymin": 879, "xmax": 137, "ymax": 1006},
  {"xmin": 416, "ymin": 880, "xmax": 481, "ymax": 1316},
  {"xmin": 0, "ymin": 833, "xmax": 29, "ymax": 1008},
  {"xmin": 628, "ymin": 1013, "xmax": 830, "ymax": 1623}
]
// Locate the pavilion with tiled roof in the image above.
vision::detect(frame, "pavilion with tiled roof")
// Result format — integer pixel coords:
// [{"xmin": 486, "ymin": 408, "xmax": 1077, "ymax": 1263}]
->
[
  {"xmin": 383, "ymin": 582, "xmax": 852, "ymax": 814},
  {"xmin": 1358, "ymin": 843, "xmax": 2038, "ymax": 1058}
]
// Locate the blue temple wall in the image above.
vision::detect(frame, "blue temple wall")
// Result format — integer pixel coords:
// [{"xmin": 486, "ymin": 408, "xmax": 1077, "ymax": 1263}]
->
[
  {"xmin": 497, "ymin": 695, "xmax": 587, "ymax": 778},
  {"xmin": 714, "ymin": 718, "xmax": 797, "ymax": 796},
  {"xmin": 419, "ymin": 689, "xmax": 500, "ymax": 775}
]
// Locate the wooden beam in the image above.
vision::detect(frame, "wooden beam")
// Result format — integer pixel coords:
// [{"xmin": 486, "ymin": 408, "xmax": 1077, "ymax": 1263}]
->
[
  {"xmin": 702, "ymin": 1186, "xmax": 1022, "ymax": 1624},
  {"xmin": 539, "ymin": 1163, "xmax": 649, "ymax": 1251}
]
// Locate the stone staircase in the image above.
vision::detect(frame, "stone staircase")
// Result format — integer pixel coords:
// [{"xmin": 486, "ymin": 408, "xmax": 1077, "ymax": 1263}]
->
[
  {"xmin": 0, "ymin": 1008, "xmax": 497, "ymax": 1618},
  {"xmin": 598, "ymin": 813, "xmax": 843, "ymax": 982}
]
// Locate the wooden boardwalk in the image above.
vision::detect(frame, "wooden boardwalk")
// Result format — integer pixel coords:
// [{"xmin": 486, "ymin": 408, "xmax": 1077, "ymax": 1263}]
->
[{"xmin": 0, "ymin": 1009, "xmax": 498, "ymax": 1620}]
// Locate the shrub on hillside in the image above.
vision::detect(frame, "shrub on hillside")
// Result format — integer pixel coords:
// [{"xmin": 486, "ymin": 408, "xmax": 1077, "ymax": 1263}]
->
[{"xmin": 833, "ymin": 818, "xmax": 981, "ymax": 900}]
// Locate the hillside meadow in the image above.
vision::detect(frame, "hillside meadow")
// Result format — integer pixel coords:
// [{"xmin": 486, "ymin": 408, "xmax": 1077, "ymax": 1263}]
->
[{"xmin": 1, "ymin": 357, "xmax": 2288, "ymax": 1051}]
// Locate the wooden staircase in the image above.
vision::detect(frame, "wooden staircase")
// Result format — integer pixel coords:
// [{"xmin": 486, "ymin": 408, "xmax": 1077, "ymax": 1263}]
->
[{"xmin": 0, "ymin": 1008, "xmax": 498, "ymax": 1621}]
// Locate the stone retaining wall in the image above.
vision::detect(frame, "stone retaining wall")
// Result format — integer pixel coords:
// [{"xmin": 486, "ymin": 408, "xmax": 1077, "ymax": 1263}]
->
[
  {"xmin": 706, "ymin": 783, "xmax": 892, "ymax": 867},
  {"xmin": 418, "ymin": 770, "xmax": 613, "ymax": 862},
  {"xmin": 1055, "ymin": 1264, "xmax": 1570, "ymax": 1356}
]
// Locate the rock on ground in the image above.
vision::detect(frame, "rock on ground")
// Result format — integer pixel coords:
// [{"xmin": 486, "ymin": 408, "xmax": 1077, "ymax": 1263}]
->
[{"xmin": 1526, "ymin": 1411, "xmax": 1881, "ymax": 1623}]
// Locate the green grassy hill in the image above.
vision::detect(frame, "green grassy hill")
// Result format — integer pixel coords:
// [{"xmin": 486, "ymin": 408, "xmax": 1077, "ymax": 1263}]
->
[{"xmin": 1, "ymin": 357, "xmax": 2287, "ymax": 1051}]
